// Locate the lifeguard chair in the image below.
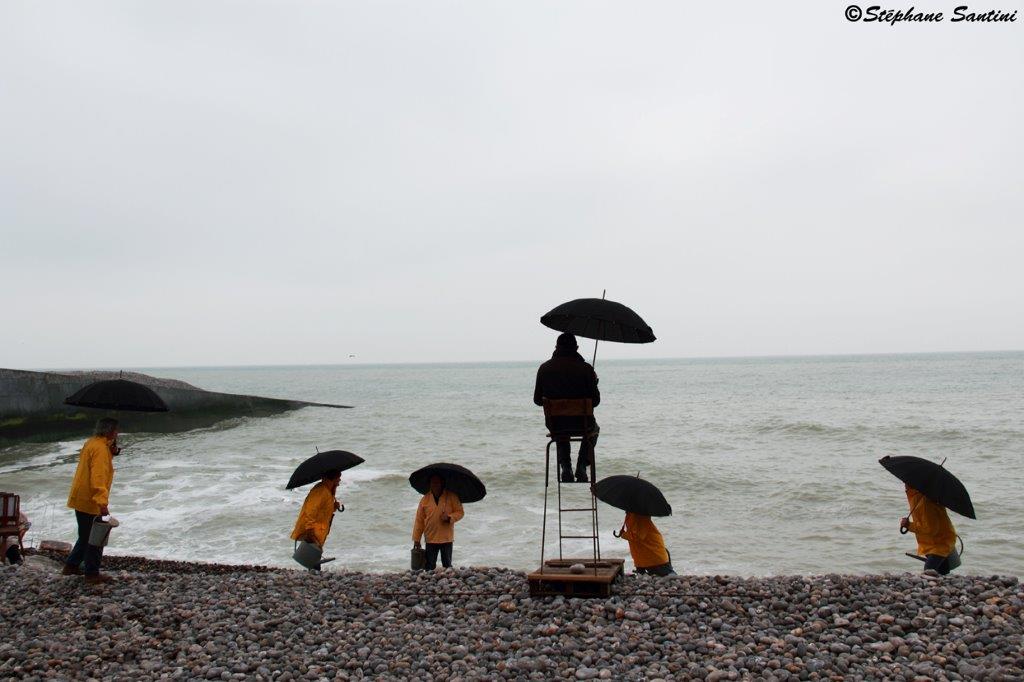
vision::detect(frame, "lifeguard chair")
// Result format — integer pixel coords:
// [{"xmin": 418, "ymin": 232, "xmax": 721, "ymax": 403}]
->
[{"xmin": 528, "ymin": 399, "xmax": 623, "ymax": 597}]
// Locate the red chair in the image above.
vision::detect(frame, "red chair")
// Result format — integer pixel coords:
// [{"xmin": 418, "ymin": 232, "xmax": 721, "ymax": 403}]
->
[{"xmin": 1, "ymin": 492, "xmax": 27, "ymax": 563}]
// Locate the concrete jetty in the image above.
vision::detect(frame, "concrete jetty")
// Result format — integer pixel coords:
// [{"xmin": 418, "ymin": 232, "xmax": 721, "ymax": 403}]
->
[{"xmin": 0, "ymin": 368, "xmax": 350, "ymax": 444}]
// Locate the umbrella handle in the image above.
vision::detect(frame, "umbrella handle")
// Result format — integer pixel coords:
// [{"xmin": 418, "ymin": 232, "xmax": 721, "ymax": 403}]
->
[
  {"xmin": 612, "ymin": 530, "xmax": 621, "ymax": 538},
  {"xmin": 899, "ymin": 524, "xmax": 909, "ymax": 535},
  {"xmin": 591, "ymin": 289, "xmax": 606, "ymax": 368}
]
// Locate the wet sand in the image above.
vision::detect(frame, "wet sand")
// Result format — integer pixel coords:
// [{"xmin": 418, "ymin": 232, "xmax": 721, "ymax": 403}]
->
[{"xmin": 1, "ymin": 551, "xmax": 1021, "ymax": 680}]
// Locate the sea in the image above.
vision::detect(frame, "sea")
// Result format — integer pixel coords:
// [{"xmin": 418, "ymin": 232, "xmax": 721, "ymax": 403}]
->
[{"xmin": 2, "ymin": 352, "xmax": 1021, "ymax": 576}]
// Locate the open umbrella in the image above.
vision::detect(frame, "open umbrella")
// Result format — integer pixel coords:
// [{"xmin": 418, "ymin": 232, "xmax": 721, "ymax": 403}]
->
[
  {"xmin": 594, "ymin": 475, "xmax": 672, "ymax": 517},
  {"xmin": 287, "ymin": 449, "xmax": 365, "ymax": 489},
  {"xmin": 541, "ymin": 291, "xmax": 655, "ymax": 365},
  {"xmin": 64, "ymin": 379, "xmax": 169, "ymax": 413},
  {"xmin": 409, "ymin": 463, "xmax": 486, "ymax": 503},
  {"xmin": 879, "ymin": 455, "xmax": 976, "ymax": 519}
]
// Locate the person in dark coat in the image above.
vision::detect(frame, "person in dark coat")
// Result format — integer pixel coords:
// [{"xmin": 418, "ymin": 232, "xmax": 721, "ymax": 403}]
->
[{"xmin": 534, "ymin": 333, "xmax": 600, "ymax": 483}]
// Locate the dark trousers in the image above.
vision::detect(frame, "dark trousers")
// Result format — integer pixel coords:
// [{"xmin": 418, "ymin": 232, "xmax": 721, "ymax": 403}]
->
[
  {"xmin": 636, "ymin": 549, "xmax": 676, "ymax": 577},
  {"xmin": 424, "ymin": 543, "xmax": 453, "ymax": 569},
  {"xmin": 636, "ymin": 562, "xmax": 677, "ymax": 577},
  {"xmin": 924, "ymin": 553, "xmax": 951, "ymax": 575},
  {"xmin": 555, "ymin": 425, "xmax": 600, "ymax": 480},
  {"xmin": 66, "ymin": 511, "xmax": 103, "ymax": 576}
]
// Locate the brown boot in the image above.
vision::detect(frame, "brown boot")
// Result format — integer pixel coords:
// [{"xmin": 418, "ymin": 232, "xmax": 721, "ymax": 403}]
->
[
  {"xmin": 62, "ymin": 564, "xmax": 82, "ymax": 576},
  {"xmin": 84, "ymin": 574, "xmax": 113, "ymax": 585}
]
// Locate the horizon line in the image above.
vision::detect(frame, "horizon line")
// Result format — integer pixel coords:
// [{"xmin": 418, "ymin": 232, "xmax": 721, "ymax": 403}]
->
[{"xmin": 15, "ymin": 348, "xmax": 1023, "ymax": 373}]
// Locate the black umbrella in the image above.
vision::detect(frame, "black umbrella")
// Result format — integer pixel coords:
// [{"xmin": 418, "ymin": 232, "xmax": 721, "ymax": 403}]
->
[
  {"xmin": 594, "ymin": 475, "xmax": 672, "ymax": 517},
  {"xmin": 64, "ymin": 379, "xmax": 169, "ymax": 413},
  {"xmin": 287, "ymin": 450, "xmax": 365, "ymax": 489},
  {"xmin": 409, "ymin": 463, "xmax": 487, "ymax": 504},
  {"xmin": 541, "ymin": 297, "xmax": 656, "ymax": 344},
  {"xmin": 879, "ymin": 455, "xmax": 976, "ymax": 520},
  {"xmin": 541, "ymin": 293, "xmax": 655, "ymax": 366}
]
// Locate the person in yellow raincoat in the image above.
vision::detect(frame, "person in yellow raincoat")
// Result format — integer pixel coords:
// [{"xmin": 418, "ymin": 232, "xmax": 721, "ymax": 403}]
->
[
  {"xmin": 64, "ymin": 417, "xmax": 119, "ymax": 583},
  {"xmin": 290, "ymin": 470, "xmax": 342, "ymax": 549},
  {"xmin": 616, "ymin": 512, "xmax": 676, "ymax": 577},
  {"xmin": 412, "ymin": 475, "xmax": 464, "ymax": 569},
  {"xmin": 901, "ymin": 485, "xmax": 958, "ymax": 575}
]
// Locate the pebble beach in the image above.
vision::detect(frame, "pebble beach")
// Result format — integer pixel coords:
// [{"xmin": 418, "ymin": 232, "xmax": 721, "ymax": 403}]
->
[{"xmin": 2, "ymin": 552, "xmax": 1021, "ymax": 681}]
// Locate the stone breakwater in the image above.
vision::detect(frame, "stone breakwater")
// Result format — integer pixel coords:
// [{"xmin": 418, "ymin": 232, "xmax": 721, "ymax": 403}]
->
[
  {"xmin": 0, "ymin": 368, "xmax": 351, "ymax": 444},
  {"xmin": 1, "ymin": 556, "xmax": 1021, "ymax": 681}
]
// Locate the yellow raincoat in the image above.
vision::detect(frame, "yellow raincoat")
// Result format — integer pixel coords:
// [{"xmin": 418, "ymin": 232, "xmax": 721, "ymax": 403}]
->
[
  {"xmin": 412, "ymin": 490, "xmax": 464, "ymax": 544},
  {"xmin": 66, "ymin": 436, "xmax": 115, "ymax": 516},
  {"xmin": 906, "ymin": 488, "xmax": 956, "ymax": 557},
  {"xmin": 618, "ymin": 512, "xmax": 670, "ymax": 569},
  {"xmin": 290, "ymin": 482, "xmax": 337, "ymax": 547}
]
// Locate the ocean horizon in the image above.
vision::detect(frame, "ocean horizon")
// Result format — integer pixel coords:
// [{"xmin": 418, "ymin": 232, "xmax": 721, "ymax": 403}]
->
[{"xmin": 23, "ymin": 348, "xmax": 1024, "ymax": 374}]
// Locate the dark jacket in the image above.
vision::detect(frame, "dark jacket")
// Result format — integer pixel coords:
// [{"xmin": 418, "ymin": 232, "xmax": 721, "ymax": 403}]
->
[{"xmin": 534, "ymin": 350, "xmax": 600, "ymax": 435}]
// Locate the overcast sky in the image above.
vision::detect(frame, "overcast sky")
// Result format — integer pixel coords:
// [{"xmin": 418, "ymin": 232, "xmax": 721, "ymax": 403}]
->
[{"xmin": 1, "ymin": 2, "xmax": 1021, "ymax": 368}]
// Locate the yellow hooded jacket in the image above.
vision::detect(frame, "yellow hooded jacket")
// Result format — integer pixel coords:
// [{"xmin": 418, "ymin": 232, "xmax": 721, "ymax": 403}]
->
[
  {"xmin": 412, "ymin": 490, "xmax": 464, "ymax": 544},
  {"xmin": 618, "ymin": 512, "xmax": 670, "ymax": 569},
  {"xmin": 67, "ymin": 436, "xmax": 115, "ymax": 516},
  {"xmin": 906, "ymin": 488, "xmax": 956, "ymax": 557},
  {"xmin": 290, "ymin": 482, "xmax": 337, "ymax": 547}
]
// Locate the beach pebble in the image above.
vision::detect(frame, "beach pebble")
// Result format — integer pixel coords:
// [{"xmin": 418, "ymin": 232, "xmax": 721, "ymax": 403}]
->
[{"xmin": 1, "ymin": 549, "xmax": 1020, "ymax": 681}]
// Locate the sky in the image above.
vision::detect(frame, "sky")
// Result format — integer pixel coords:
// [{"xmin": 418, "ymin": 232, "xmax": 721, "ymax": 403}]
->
[{"xmin": 1, "ymin": 1, "xmax": 1022, "ymax": 368}]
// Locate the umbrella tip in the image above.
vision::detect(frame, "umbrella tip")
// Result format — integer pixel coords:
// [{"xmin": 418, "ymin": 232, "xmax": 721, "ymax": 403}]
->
[{"xmin": 315, "ymin": 446, "xmax": 319, "ymax": 454}]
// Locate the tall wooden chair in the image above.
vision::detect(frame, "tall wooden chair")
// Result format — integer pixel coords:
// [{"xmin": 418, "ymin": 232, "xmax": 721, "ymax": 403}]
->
[
  {"xmin": 0, "ymin": 492, "xmax": 27, "ymax": 564},
  {"xmin": 540, "ymin": 398, "xmax": 600, "ymax": 574}
]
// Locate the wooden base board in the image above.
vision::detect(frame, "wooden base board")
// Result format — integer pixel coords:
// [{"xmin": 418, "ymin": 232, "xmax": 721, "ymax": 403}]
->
[{"xmin": 527, "ymin": 558, "xmax": 625, "ymax": 598}]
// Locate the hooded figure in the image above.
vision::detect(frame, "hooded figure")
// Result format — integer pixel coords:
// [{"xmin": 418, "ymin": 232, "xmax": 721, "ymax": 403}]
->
[{"xmin": 533, "ymin": 333, "xmax": 601, "ymax": 483}]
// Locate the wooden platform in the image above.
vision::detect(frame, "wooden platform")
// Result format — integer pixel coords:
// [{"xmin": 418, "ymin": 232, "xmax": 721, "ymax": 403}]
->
[{"xmin": 527, "ymin": 558, "xmax": 625, "ymax": 598}]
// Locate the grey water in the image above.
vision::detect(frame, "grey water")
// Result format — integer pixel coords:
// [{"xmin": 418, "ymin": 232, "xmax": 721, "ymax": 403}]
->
[{"xmin": 2, "ymin": 352, "xmax": 1021, "ymax": 576}]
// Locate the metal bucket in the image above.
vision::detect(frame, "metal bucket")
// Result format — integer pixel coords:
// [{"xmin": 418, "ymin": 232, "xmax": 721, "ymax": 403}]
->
[
  {"xmin": 293, "ymin": 541, "xmax": 323, "ymax": 570},
  {"xmin": 89, "ymin": 517, "xmax": 118, "ymax": 547},
  {"xmin": 411, "ymin": 546, "xmax": 425, "ymax": 571}
]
